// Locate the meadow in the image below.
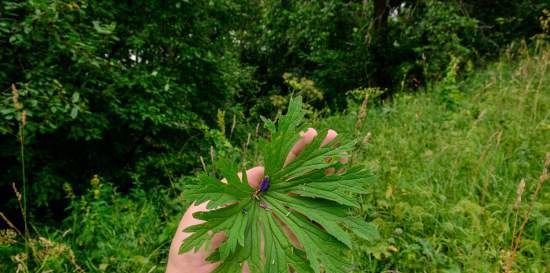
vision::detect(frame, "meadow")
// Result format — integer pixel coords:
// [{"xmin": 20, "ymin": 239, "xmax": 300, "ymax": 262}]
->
[{"xmin": 323, "ymin": 45, "xmax": 550, "ymax": 272}]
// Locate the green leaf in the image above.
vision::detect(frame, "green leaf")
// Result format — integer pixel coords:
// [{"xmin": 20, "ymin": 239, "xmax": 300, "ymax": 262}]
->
[
  {"xmin": 71, "ymin": 92, "xmax": 80, "ymax": 103},
  {"xmin": 181, "ymin": 96, "xmax": 376, "ymax": 273},
  {"xmin": 70, "ymin": 107, "xmax": 79, "ymax": 119},
  {"xmin": 92, "ymin": 21, "xmax": 116, "ymax": 35}
]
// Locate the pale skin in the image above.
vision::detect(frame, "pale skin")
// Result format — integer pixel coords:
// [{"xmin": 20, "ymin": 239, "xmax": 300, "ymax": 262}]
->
[{"xmin": 166, "ymin": 128, "xmax": 344, "ymax": 273}]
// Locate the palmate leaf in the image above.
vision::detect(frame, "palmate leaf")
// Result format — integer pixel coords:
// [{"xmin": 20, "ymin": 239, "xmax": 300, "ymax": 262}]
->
[{"xmin": 180, "ymin": 96, "xmax": 377, "ymax": 273}]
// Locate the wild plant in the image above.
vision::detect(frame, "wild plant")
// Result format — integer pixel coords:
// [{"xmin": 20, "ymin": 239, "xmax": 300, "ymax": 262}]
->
[{"xmin": 181, "ymin": 96, "xmax": 378, "ymax": 273}]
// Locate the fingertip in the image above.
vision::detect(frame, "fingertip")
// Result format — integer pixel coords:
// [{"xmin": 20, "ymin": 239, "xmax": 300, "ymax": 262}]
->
[
  {"xmin": 321, "ymin": 129, "xmax": 338, "ymax": 147},
  {"xmin": 284, "ymin": 152, "xmax": 296, "ymax": 166},
  {"xmin": 210, "ymin": 232, "xmax": 226, "ymax": 249},
  {"xmin": 339, "ymin": 156, "xmax": 349, "ymax": 164},
  {"xmin": 339, "ymin": 151, "xmax": 349, "ymax": 164},
  {"xmin": 324, "ymin": 167, "xmax": 336, "ymax": 176},
  {"xmin": 246, "ymin": 166, "xmax": 265, "ymax": 188},
  {"xmin": 302, "ymin": 128, "xmax": 318, "ymax": 144},
  {"xmin": 288, "ymin": 128, "xmax": 318, "ymax": 161}
]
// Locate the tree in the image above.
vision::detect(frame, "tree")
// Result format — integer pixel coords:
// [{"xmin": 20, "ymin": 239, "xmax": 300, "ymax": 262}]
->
[{"xmin": 0, "ymin": 0, "xmax": 253, "ymax": 223}]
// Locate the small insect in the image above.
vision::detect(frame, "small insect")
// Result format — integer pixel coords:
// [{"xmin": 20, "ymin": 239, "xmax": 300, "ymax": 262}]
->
[
  {"xmin": 241, "ymin": 208, "xmax": 248, "ymax": 215},
  {"xmin": 259, "ymin": 176, "xmax": 270, "ymax": 192},
  {"xmin": 253, "ymin": 176, "xmax": 270, "ymax": 200}
]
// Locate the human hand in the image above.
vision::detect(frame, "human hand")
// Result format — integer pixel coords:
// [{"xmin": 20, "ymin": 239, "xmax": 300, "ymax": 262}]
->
[{"xmin": 166, "ymin": 128, "xmax": 343, "ymax": 273}]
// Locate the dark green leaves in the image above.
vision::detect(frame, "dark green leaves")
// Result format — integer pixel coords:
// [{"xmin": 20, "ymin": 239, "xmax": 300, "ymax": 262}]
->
[{"xmin": 181, "ymin": 96, "xmax": 377, "ymax": 273}]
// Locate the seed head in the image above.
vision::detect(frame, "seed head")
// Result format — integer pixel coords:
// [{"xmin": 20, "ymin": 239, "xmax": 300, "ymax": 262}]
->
[
  {"xmin": 514, "ymin": 178, "xmax": 526, "ymax": 210},
  {"xmin": 21, "ymin": 111, "xmax": 26, "ymax": 127}
]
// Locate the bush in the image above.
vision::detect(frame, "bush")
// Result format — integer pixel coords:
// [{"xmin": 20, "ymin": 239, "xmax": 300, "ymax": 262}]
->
[
  {"xmin": 1, "ymin": 175, "xmax": 179, "ymax": 273},
  {"xmin": 0, "ymin": 0, "xmax": 254, "ymax": 221}
]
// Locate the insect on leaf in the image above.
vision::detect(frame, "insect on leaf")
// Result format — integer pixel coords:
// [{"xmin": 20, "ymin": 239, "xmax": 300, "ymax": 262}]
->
[{"xmin": 180, "ymin": 96, "xmax": 377, "ymax": 273}]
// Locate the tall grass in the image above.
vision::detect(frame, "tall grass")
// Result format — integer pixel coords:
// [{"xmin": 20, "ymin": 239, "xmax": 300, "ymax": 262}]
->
[{"xmin": 320, "ymin": 46, "xmax": 549, "ymax": 272}]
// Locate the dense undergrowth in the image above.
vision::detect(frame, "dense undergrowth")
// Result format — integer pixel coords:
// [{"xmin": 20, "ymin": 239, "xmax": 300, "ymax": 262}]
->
[
  {"xmin": 1, "ymin": 47, "xmax": 549, "ymax": 272},
  {"xmin": 2, "ymin": 1, "xmax": 547, "ymax": 217},
  {"xmin": 320, "ymin": 45, "xmax": 550, "ymax": 272}
]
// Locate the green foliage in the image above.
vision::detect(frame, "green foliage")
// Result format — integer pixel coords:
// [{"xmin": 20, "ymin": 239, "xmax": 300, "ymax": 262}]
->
[
  {"xmin": 0, "ymin": 175, "xmax": 176, "ymax": 273},
  {"xmin": 64, "ymin": 177, "xmax": 173, "ymax": 272},
  {"xmin": 0, "ymin": 0, "xmax": 254, "ymax": 216},
  {"xmin": 240, "ymin": 1, "xmax": 373, "ymax": 107},
  {"xmin": 463, "ymin": 0, "xmax": 547, "ymax": 53},
  {"xmin": 317, "ymin": 47, "xmax": 550, "ymax": 273},
  {"xmin": 391, "ymin": 1, "xmax": 478, "ymax": 87},
  {"xmin": 269, "ymin": 73, "xmax": 325, "ymax": 115},
  {"xmin": 181, "ymin": 97, "xmax": 377, "ymax": 273},
  {"xmin": 1, "ymin": 0, "xmax": 546, "ymax": 220},
  {"xmin": 1, "ymin": 1, "xmax": 548, "ymax": 272},
  {"xmin": 1, "ymin": 41, "xmax": 548, "ymax": 273}
]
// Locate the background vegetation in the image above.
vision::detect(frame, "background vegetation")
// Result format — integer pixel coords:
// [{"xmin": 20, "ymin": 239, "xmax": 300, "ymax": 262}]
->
[{"xmin": 1, "ymin": 0, "xmax": 549, "ymax": 272}]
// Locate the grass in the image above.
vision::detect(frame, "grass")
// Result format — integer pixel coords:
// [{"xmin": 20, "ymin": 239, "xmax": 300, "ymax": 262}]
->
[
  {"xmin": 1, "ymin": 46, "xmax": 548, "ymax": 272},
  {"xmin": 319, "ymin": 45, "xmax": 550, "ymax": 272}
]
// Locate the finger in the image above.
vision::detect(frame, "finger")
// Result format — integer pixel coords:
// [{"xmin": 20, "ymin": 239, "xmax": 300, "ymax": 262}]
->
[
  {"xmin": 321, "ymin": 130, "xmax": 347, "ymax": 175},
  {"xmin": 168, "ymin": 202, "xmax": 220, "ymax": 272},
  {"xmin": 290, "ymin": 128, "xmax": 318, "ymax": 155},
  {"xmin": 280, "ymin": 129, "xmax": 340, "ymax": 249},
  {"xmin": 174, "ymin": 165, "xmax": 264, "ymax": 251},
  {"xmin": 244, "ymin": 166, "xmax": 265, "ymax": 188},
  {"xmin": 233, "ymin": 166, "xmax": 266, "ymax": 188},
  {"xmin": 169, "ymin": 164, "xmax": 265, "ymax": 271},
  {"xmin": 282, "ymin": 223, "xmax": 302, "ymax": 248},
  {"xmin": 321, "ymin": 129, "xmax": 338, "ymax": 147},
  {"xmin": 340, "ymin": 155, "xmax": 349, "ymax": 164},
  {"xmin": 242, "ymin": 263, "xmax": 251, "ymax": 273},
  {"xmin": 284, "ymin": 128, "xmax": 318, "ymax": 165},
  {"xmin": 285, "ymin": 128, "xmax": 337, "ymax": 165},
  {"xmin": 326, "ymin": 156, "xmax": 348, "ymax": 175},
  {"xmin": 193, "ymin": 166, "xmax": 264, "ymax": 240},
  {"xmin": 285, "ymin": 128, "xmax": 340, "ymax": 166}
]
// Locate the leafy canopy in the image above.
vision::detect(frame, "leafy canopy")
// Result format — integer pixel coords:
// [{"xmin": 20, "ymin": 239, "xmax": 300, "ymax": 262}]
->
[{"xmin": 181, "ymin": 97, "xmax": 378, "ymax": 273}]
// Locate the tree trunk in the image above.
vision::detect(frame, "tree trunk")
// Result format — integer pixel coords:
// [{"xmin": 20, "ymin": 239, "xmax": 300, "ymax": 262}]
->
[{"xmin": 371, "ymin": 0, "xmax": 403, "ymax": 99}]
